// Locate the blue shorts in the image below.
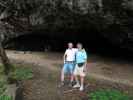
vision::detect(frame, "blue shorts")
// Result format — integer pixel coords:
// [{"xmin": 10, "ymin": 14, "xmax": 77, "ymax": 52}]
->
[{"xmin": 63, "ymin": 63, "xmax": 75, "ymax": 74}]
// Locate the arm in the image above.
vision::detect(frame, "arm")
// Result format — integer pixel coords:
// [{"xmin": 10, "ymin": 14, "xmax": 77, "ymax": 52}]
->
[
  {"xmin": 63, "ymin": 50, "xmax": 67, "ymax": 63},
  {"xmin": 83, "ymin": 51, "xmax": 88, "ymax": 72},
  {"xmin": 83, "ymin": 60, "xmax": 87, "ymax": 72}
]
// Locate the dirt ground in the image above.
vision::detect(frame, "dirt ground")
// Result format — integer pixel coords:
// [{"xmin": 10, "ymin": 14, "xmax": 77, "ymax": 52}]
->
[{"xmin": 5, "ymin": 50, "xmax": 133, "ymax": 100}]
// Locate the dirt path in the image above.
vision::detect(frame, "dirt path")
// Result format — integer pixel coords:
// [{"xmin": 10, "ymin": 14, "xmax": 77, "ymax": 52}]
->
[
  {"xmin": 7, "ymin": 51, "xmax": 87, "ymax": 100},
  {"xmin": 6, "ymin": 50, "xmax": 133, "ymax": 100},
  {"xmin": 7, "ymin": 51, "xmax": 62, "ymax": 100}
]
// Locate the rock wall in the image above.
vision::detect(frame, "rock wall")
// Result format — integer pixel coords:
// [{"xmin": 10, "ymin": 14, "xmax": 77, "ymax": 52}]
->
[{"xmin": 0, "ymin": 0, "xmax": 133, "ymax": 51}]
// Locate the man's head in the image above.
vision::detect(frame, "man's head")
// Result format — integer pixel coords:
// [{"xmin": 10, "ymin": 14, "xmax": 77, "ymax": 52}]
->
[
  {"xmin": 77, "ymin": 43, "xmax": 83, "ymax": 50},
  {"xmin": 68, "ymin": 42, "xmax": 73, "ymax": 49}
]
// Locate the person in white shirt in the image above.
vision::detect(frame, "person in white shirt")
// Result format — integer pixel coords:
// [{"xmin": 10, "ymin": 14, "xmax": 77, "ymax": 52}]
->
[{"xmin": 60, "ymin": 43, "xmax": 77, "ymax": 87}]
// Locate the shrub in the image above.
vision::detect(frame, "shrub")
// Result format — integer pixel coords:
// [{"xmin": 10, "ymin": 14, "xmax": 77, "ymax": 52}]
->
[
  {"xmin": 0, "ymin": 79, "xmax": 12, "ymax": 100},
  {"xmin": 10, "ymin": 67, "xmax": 33, "ymax": 81},
  {"xmin": 0, "ymin": 81, "xmax": 7, "ymax": 95},
  {"xmin": 0, "ymin": 65, "xmax": 4, "ymax": 75},
  {"xmin": 0, "ymin": 75, "xmax": 8, "ymax": 95},
  {"xmin": 89, "ymin": 89, "xmax": 132, "ymax": 100}
]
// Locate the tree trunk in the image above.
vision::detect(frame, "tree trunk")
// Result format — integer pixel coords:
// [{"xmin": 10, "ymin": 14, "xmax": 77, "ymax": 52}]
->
[{"xmin": 0, "ymin": 42, "xmax": 12, "ymax": 75}]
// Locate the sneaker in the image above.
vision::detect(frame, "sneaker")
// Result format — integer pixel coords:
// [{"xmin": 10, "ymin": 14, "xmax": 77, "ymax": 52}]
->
[
  {"xmin": 73, "ymin": 83, "xmax": 80, "ymax": 88},
  {"xmin": 79, "ymin": 86, "xmax": 84, "ymax": 91},
  {"xmin": 69, "ymin": 81, "xmax": 75, "ymax": 87}
]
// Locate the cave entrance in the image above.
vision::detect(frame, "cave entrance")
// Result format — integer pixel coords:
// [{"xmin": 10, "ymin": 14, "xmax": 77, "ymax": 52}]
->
[
  {"xmin": 4, "ymin": 32, "xmax": 119, "ymax": 53},
  {"xmin": 5, "ymin": 32, "xmax": 133, "ymax": 61},
  {"xmin": 5, "ymin": 33, "xmax": 79, "ymax": 52}
]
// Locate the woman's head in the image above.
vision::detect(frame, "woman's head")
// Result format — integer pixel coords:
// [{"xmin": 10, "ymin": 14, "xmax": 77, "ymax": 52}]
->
[{"xmin": 77, "ymin": 43, "xmax": 83, "ymax": 50}]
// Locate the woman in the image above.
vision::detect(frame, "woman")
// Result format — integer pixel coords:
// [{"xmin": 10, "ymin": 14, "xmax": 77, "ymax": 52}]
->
[{"xmin": 73, "ymin": 43, "xmax": 87, "ymax": 91}]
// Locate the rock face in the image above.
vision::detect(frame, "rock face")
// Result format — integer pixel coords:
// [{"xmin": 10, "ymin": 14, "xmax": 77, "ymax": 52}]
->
[{"xmin": 0, "ymin": 0, "xmax": 133, "ymax": 52}]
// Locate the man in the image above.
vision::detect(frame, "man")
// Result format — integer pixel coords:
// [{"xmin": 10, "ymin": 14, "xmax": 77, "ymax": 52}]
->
[
  {"xmin": 60, "ymin": 43, "xmax": 77, "ymax": 86},
  {"xmin": 73, "ymin": 43, "xmax": 87, "ymax": 91}
]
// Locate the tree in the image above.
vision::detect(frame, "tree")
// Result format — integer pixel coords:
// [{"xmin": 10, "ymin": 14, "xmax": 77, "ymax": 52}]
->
[
  {"xmin": 0, "ymin": 31, "xmax": 13, "ymax": 75},
  {"xmin": 0, "ymin": 41, "xmax": 12, "ymax": 75}
]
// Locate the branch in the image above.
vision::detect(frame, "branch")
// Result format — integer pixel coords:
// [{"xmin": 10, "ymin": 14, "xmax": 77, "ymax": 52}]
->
[{"xmin": 0, "ymin": 1, "xmax": 7, "ymax": 8}]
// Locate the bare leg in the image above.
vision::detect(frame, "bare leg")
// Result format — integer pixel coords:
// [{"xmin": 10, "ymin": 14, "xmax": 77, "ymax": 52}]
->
[
  {"xmin": 73, "ymin": 75, "xmax": 80, "ymax": 88},
  {"xmin": 75, "ymin": 76, "xmax": 79, "ymax": 84},
  {"xmin": 80, "ymin": 76, "xmax": 84, "ymax": 87},
  {"xmin": 70, "ymin": 74, "xmax": 74, "ymax": 82},
  {"xmin": 79, "ymin": 76, "xmax": 85, "ymax": 91},
  {"xmin": 61, "ymin": 69, "xmax": 65, "ymax": 82}
]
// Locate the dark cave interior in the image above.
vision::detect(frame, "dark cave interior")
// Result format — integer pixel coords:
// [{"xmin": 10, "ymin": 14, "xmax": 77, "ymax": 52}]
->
[{"xmin": 5, "ymin": 31, "xmax": 133, "ymax": 61}]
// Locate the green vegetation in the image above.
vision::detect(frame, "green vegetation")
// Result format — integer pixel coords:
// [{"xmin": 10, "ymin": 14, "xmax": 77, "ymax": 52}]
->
[
  {"xmin": 89, "ymin": 89, "xmax": 132, "ymax": 100},
  {"xmin": 1, "ymin": 64, "xmax": 33, "ymax": 81},
  {"xmin": 0, "ymin": 64, "xmax": 33, "ymax": 100},
  {"xmin": 0, "ymin": 65, "xmax": 4, "ymax": 75},
  {"xmin": 0, "ymin": 65, "xmax": 7, "ymax": 95},
  {"xmin": 0, "ymin": 75, "xmax": 12, "ymax": 100},
  {"xmin": 0, "ymin": 80, "xmax": 7, "ymax": 95},
  {"xmin": 0, "ymin": 95, "xmax": 12, "ymax": 100},
  {"xmin": 9, "ymin": 67, "xmax": 33, "ymax": 81}
]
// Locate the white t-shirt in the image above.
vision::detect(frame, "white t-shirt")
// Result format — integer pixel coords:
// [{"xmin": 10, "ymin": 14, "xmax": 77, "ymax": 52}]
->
[{"xmin": 64, "ymin": 48, "xmax": 78, "ymax": 62}]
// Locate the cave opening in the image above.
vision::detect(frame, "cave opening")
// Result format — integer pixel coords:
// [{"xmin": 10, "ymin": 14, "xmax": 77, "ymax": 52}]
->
[
  {"xmin": 5, "ymin": 32, "xmax": 79, "ymax": 52},
  {"xmin": 5, "ymin": 31, "xmax": 133, "ymax": 61}
]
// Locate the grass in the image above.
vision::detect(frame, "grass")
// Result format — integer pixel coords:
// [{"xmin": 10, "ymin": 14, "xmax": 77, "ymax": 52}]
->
[
  {"xmin": 89, "ymin": 89, "xmax": 133, "ymax": 100},
  {"xmin": 0, "ymin": 65, "xmax": 10, "ymax": 100},
  {"xmin": 87, "ymin": 74, "xmax": 133, "ymax": 100},
  {"xmin": 0, "ymin": 64, "xmax": 33, "ymax": 100},
  {"xmin": 9, "ymin": 67, "xmax": 33, "ymax": 81},
  {"xmin": 0, "ymin": 64, "xmax": 33, "ymax": 81},
  {"xmin": 0, "ymin": 95, "xmax": 12, "ymax": 100},
  {"xmin": 0, "ymin": 65, "xmax": 7, "ymax": 95}
]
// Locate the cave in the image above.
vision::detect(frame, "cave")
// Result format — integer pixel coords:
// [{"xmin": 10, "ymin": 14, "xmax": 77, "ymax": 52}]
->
[
  {"xmin": 5, "ymin": 30, "xmax": 133, "ymax": 61},
  {"xmin": 5, "ymin": 32, "xmax": 78, "ymax": 52},
  {"xmin": 1, "ymin": 0, "xmax": 133, "ymax": 61},
  {"xmin": 5, "ymin": 27, "xmax": 104, "ymax": 52}
]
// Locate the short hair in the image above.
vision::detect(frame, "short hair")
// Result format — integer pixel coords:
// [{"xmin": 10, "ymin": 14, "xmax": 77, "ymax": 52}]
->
[
  {"xmin": 77, "ymin": 43, "xmax": 83, "ymax": 46},
  {"xmin": 77, "ymin": 43, "xmax": 83, "ymax": 48},
  {"xmin": 68, "ymin": 42, "xmax": 73, "ymax": 45}
]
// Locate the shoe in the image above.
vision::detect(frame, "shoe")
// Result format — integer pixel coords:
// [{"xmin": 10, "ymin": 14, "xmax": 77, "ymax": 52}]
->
[
  {"xmin": 79, "ymin": 86, "xmax": 84, "ymax": 91},
  {"xmin": 69, "ymin": 81, "xmax": 75, "ymax": 87},
  {"xmin": 73, "ymin": 83, "xmax": 80, "ymax": 88}
]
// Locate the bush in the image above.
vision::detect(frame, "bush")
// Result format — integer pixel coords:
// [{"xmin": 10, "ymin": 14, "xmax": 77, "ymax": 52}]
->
[
  {"xmin": 0, "ymin": 81, "xmax": 7, "ymax": 95},
  {"xmin": 0, "ymin": 79, "xmax": 12, "ymax": 100},
  {"xmin": 10, "ymin": 67, "xmax": 33, "ymax": 81},
  {"xmin": 89, "ymin": 89, "xmax": 132, "ymax": 100},
  {"xmin": 0, "ymin": 65, "xmax": 4, "ymax": 75},
  {"xmin": 0, "ymin": 95, "xmax": 12, "ymax": 100}
]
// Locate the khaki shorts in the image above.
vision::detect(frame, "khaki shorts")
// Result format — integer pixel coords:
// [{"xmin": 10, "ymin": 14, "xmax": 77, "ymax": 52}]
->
[{"xmin": 74, "ymin": 64, "xmax": 86, "ymax": 77}]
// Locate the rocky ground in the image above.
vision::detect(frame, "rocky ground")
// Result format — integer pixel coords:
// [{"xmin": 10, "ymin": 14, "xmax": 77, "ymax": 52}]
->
[{"xmin": 5, "ymin": 50, "xmax": 133, "ymax": 100}]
